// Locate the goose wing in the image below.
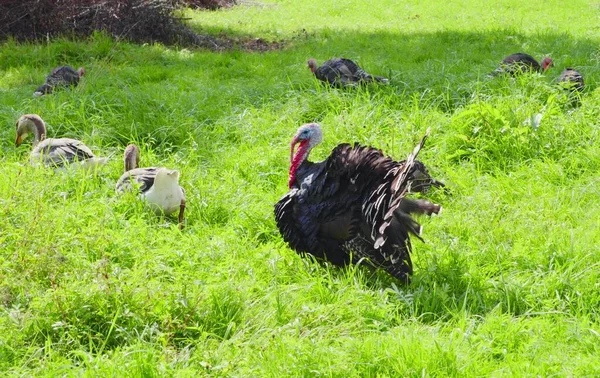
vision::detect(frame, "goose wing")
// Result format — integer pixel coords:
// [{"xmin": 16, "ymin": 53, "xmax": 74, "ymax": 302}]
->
[
  {"xmin": 116, "ymin": 167, "xmax": 159, "ymax": 193},
  {"xmin": 31, "ymin": 138, "xmax": 96, "ymax": 167}
]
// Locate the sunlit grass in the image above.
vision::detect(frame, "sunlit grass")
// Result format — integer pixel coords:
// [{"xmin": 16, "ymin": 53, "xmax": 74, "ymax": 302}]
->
[{"xmin": 1, "ymin": 0, "xmax": 600, "ymax": 376}]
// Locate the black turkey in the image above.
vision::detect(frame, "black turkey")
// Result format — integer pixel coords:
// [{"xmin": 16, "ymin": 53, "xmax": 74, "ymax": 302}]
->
[
  {"xmin": 34, "ymin": 66, "xmax": 85, "ymax": 96},
  {"xmin": 488, "ymin": 53, "xmax": 553, "ymax": 77},
  {"xmin": 558, "ymin": 68, "xmax": 584, "ymax": 92},
  {"xmin": 308, "ymin": 58, "xmax": 389, "ymax": 87},
  {"xmin": 400, "ymin": 159, "xmax": 446, "ymax": 194},
  {"xmin": 274, "ymin": 123, "xmax": 442, "ymax": 283}
]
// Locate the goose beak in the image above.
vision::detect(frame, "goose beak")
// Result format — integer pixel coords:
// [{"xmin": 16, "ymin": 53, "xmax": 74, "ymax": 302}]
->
[{"xmin": 15, "ymin": 135, "xmax": 23, "ymax": 147}]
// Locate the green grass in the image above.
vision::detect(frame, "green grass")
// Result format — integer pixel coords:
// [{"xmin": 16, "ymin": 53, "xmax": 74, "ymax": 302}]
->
[{"xmin": 1, "ymin": 0, "xmax": 600, "ymax": 376}]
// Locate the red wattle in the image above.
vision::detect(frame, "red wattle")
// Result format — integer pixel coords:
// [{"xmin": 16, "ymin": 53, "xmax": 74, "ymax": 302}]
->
[
  {"xmin": 288, "ymin": 141, "xmax": 309, "ymax": 188},
  {"xmin": 290, "ymin": 136, "xmax": 299, "ymax": 163}
]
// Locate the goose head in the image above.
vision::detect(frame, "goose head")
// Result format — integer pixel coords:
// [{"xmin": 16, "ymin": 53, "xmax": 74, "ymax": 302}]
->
[
  {"xmin": 154, "ymin": 168, "xmax": 181, "ymax": 187},
  {"xmin": 15, "ymin": 114, "xmax": 47, "ymax": 147}
]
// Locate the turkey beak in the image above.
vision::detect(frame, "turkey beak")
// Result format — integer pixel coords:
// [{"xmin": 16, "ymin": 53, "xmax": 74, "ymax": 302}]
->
[{"xmin": 290, "ymin": 135, "xmax": 300, "ymax": 163}]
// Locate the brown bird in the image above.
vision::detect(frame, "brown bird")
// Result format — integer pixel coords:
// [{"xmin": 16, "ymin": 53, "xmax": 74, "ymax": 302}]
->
[
  {"xmin": 489, "ymin": 53, "xmax": 553, "ymax": 77},
  {"xmin": 558, "ymin": 67, "xmax": 584, "ymax": 92},
  {"xmin": 274, "ymin": 123, "xmax": 442, "ymax": 283},
  {"xmin": 34, "ymin": 66, "xmax": 85, "ymax": 96},
  {"xmin": 308, "ymin": 58, "xmax": 389, "ymax": 87}
]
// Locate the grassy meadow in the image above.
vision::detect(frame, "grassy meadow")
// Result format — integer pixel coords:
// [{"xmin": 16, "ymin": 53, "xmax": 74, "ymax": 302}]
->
[{"xmin": 1, "ymin": 0, "xmax": 600, "ymax": 375}]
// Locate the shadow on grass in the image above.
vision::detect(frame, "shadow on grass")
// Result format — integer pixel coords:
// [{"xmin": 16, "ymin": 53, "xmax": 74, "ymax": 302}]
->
[
  {"xmin": 1, "ymin": 27, "xmax": 596, "ymax": 139},
  {"xmin": 1, "ymin": 27, "xmax": 597, "ymax": 127}
]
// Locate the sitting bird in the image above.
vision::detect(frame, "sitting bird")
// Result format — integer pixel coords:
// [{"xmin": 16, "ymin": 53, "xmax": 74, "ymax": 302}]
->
[
  {"xmin": 15, "ymin": 114, "xmax": 107, "ymax": 170},
  {"xmin": 274, "ymin": 123, "xmax": 442, "ymax": 283},
  {"xmin": 308, "ymin": 58, "xmax": 389, "ymax": 87},
  {"xmin": 116, "ymin": 144, "xmax": 186, "ymax": 230},
  {"xmin": 34, "ymin": 66, "xmax": 85, "ymax": 96},
  {"xmin": 558, "ymin": 67, "xmax": 584, "ymax": 92},
  {"xmin": 488, "ymin": 53, "xmax": 553, "ymax": 77}
]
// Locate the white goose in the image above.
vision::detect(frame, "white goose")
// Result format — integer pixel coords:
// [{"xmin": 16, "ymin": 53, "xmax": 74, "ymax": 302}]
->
[
  {"xmin": 116, "ymin": 144, "xmax": 186, "ymax": 229},
  {"xmin": 15, "ymin": 114, "xmax": 107, "ymax": 170}
]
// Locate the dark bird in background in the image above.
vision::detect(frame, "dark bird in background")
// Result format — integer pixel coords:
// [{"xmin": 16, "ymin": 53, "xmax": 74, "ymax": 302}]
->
[
  {"xmin": 558, "ymin": 67, "xmax": 584, "ymax": 92},
  {"xmin": 34, "ymin": 66, "xmax": 85, "ymax": 96},
  {"xmin": 308, "ymin": 58, "xmax": 389, "ymax": 87},
  {"xmin": 274, "ymin": 123, "xmax": 443, "ymax": 283},
  {"xmin": 488, "ymin": 53, "xmax": 553, "ymax": 77}
]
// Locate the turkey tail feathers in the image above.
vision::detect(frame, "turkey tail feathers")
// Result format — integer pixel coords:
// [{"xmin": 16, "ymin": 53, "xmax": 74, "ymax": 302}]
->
[
  {"xmin": 487, "ymin": 68, "xmax": 502, "ymax": 78},
  {"xmin": 393, "ymin": 127, "xmax": 430, "ymax": 193},
  {"xmin": 373, "ymin": 128, "xmax": 432, "ymax": 249},
  {"xmin": 393, "ymin": 198, "xmax": 442, "ymax": 243},
  {"xmin": 360, "ymin": 72, "xmax": 389, "ymax": 84},
  {"xmin": 374, "ymin": 75, "xmax": 390, "ymax": 84},
  {"xmin": 393, "ymin": 210, "xmax": 424, "ymax": 242},
  {"xmin": 34, "ymin": 84, "xmax": 52, "ymax": 96},
  {"xmin": 398, "ymin": 198, "xmax": 442, "ymax": 216}
]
